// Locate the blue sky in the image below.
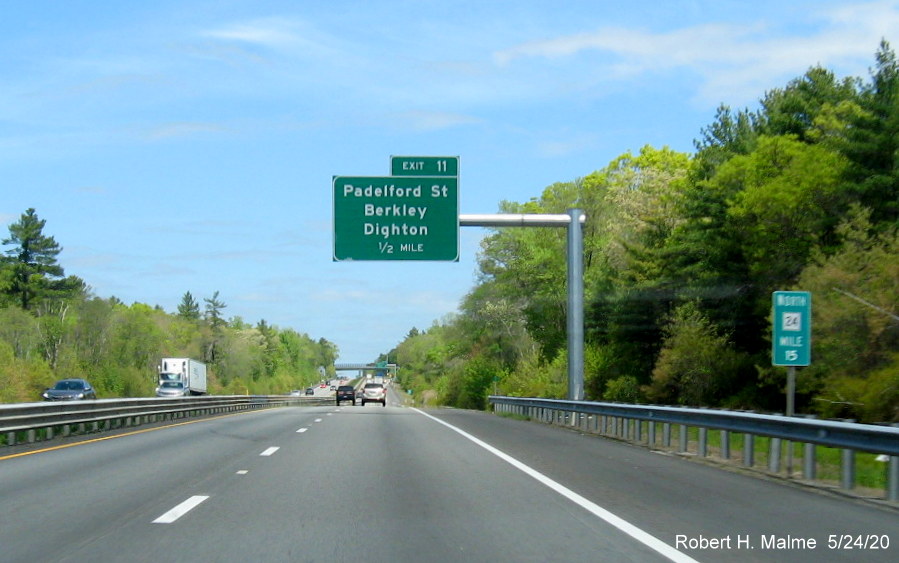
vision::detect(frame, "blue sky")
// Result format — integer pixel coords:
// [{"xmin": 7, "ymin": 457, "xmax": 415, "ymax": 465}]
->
[{"xmin": 2, "ymin": 0, "xmax": 896, "ymax": 363}]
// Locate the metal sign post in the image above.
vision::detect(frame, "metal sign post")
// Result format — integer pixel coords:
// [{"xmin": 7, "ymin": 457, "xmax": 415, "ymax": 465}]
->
[{"xmin": 772, "ymin": 290, "xmax": 812, "ymax": 478}]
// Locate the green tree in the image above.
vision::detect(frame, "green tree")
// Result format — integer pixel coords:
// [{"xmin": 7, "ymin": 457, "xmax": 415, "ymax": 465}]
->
[
  {"xmin": 477, "ymin": 199, "xmax": 570, "ymax": 361},
  {"xmin": 645, "ymin": 302, "xmax": 742, "ymax": 406},
  {"xmin": 759, "ymin": 66, "xmax": 860, "ymax": 141},
  {"xmin": 444, "ymin": 355, "xmax": 501, "ymax": 410},
  {"xmin": 70, "ymin": 297, "xmax": 115, "ymax": 367},
  {"xmin": 603, "ymin": 375, "xmax": 643, "ymax": 403},
  {"xmin": 692, "ymin": 104, "xmax": 759, "ymax": 180},
  {"xmin": 315, "ymin": 337, "xmax": 339, "ymax": 375},
  {"xmin": 722, "ymin": 134, "xmax": 851, "ymax": 284},
  {"xmin": 203, "ymin": 290, "xmax": 227, "ymax": 364},
  {"xmin": 36, "ymin": 300, "xmax": 71, "ymax": 370},
  {"xmin": 657, "ymin": 136, "xmax": 846, "ymax": 366},
  {"xmin": 458, "ymin": 281, "xmax": 537, "ymax": 369},
  {"xmin": 255, "ymin": 319, "xmax": 279, "ymax": 380},
  {"xmin": 107, "ymin": 303, "xmax": 165, "ymax": 370},
  {"xmin": 204, "ymin": 291, "xmax": 227, "ymax": 330},
  {"xmin": 845, "ymin": 40, "xmax": 899, "ymax": 226},
  {"xmin": 0, "ymin": 340, "xmax": 54, "ymax": 402},
  {"xmin": 0, "ymin": 306, "xmax": 40, "ymax": 359},
  {"xmin": 2, "ymin": 208, "xmax": 68, "ymax": 309},
  {"xmin": 584, "ymin": 146, "xmax": 692, "ymax": 388},
  {"xmin": 217, "ymin": 325, "xmax": 265, "ymax": 385},
  {"xmin": 793, "ymin": 206, "xmax": 899, "ymax": 421},
  {"xmin": 499, "ymin": 346, "xmax": 566, "ymax": 399},
  {"xmin": 177, "ymin": 291, "xmax": 201, "ymax": 321}
]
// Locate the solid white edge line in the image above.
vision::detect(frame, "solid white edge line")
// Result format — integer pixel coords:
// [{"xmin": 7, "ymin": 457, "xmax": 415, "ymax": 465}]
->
[
  {"xmin": 260, "ymin": 446, "xmax": 280, "ymax": 456},
  {"xmin": 153, "ymin": 495, "xmax": 209, "ymax": 524},
  {"xmin": 412, "ymin": 408, "xmax": 698, "ymax": 563}
]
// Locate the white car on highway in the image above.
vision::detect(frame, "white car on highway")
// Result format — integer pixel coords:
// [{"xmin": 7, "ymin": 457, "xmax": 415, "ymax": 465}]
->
[{"xmin": 360, "ymin": 383, "xmax": 386, "ymax": 406}]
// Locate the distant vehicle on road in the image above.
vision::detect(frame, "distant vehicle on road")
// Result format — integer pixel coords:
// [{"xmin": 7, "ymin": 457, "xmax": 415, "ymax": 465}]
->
[
  {"xmin": 361, "ymin": 383, "xmax": 386, "ymax": 407},
  {"xmin": 336, "ymin": 385, "xmax": 356, "ymax": 406},
  {"xmin": 156, "ymin": 358, "xmax": 206, "ymax": 397},
  {"xmin": 305, "ymin": 388, "xmax": 315, "ymax": 396},
  {"xmin": 289, "ymin": 390, "xmax": 302, "ymax": 396},
  {"xmin": 42, "ymin": 379, "xmax": 96, "ymax": 401}
]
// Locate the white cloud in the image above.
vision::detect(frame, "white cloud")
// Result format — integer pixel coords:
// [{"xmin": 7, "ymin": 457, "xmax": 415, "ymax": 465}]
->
[
  {"xmin": 199, "ymin": 16, "xmax": 346, "ymax": 64},
  {"xmin": 822, "ymin": 0, "xmax": 899, "ymax": 31},
  {"xmin": 493, "ymin": 23, "xmax": 756, "ymax": 68},
  {"xmin": 491, "ymin": 2, "xmax": 899, "ymax": 106},
  {"xmin": 201, "ymin": 18, "xmax": 303, "ymax": 48}
]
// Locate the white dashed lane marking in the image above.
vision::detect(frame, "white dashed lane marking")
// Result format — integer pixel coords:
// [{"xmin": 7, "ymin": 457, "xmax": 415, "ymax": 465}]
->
[
  {"xmin": 260, "ymin": 447, "xmax": 280, "ymax": 456},
  {"xmin": 153, "ymin": 495, "xmax": 209, "ymax": 524}
]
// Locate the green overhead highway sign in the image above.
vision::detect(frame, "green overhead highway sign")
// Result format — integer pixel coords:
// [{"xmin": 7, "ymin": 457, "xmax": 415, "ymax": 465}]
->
[
  {"xmin": 772, "ymin": 291, "xmax": 811, "ymax": 366},
  {"xmin": 333, "ymin": 175, "xmax": 459, "ymax": 261},
  {"xmin": 391, "ymin": 156, "xmax": 458, "ymax": 177}
]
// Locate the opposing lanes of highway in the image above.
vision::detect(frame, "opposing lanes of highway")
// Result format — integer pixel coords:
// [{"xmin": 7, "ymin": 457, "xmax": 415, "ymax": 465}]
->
[{"xmin": 1, "ymin": 403, "xmax": 895, "ymax": 562}]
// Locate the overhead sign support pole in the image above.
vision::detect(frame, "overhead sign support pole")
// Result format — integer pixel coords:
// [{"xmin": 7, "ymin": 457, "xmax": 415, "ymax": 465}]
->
[
  {"xmin": 460, "ymin": 210, "xmax": 586, "ymax": 401},
  {"xmin": 567, "ymin": 208, "xmax": 585, "ymax": 401}
]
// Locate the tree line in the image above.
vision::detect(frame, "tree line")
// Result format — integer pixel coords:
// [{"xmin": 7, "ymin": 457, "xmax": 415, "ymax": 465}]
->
[
  {"xmin": 385, "ymin": 41, "xmax": 899, "ymax": 423},
  {"xmin": 0, "ymin": 210, "xmax": 338, "ymax": 401}
]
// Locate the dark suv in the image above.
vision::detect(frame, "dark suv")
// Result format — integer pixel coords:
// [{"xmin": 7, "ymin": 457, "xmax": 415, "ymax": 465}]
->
[{"xmin": 336, "ymin": 385, "xmax": 356, "ymax": 406}]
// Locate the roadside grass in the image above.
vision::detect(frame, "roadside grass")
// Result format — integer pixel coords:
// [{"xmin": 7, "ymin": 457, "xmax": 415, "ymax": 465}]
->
[
  {"xmin": 647, "ymin": 423, "xmax": 888, "ymax": 490},
  {"xmin": 545, "ymin": 415, "xmax": 890, "ymax": 492},
  {"xmin": 497, "ymin": 411, "xmax": 531, "ymax": 422}
]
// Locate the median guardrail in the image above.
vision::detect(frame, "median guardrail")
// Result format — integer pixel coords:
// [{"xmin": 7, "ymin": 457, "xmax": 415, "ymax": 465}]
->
[
  {"xmin": 0, "ymin": 395, "xmax": 334, "ymax": 448},
  {"xmin": 489, "ymin": 395, "xmax": 899, "ymax": 502}
]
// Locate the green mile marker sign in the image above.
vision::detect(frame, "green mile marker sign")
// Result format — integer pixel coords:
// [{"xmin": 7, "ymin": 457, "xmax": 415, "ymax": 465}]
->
[{"xmin": 772, "ymin": 291, "xmax": 811, "ymax": 367}]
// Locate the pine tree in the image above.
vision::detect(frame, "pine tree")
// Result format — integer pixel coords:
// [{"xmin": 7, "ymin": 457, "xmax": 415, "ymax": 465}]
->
[
  {"xmin": 203, "ymin": 291, "xmax": 227, "ymax": 331},
  {"xmin": 203, "ymin": 291, "xmax": 227, "ymax": 364},
  {"xmin": 177, "ymin": 291, "xmax": 201, "ymax": 321},
  {"xmin": 2, "ymin": 208, "xmax": 65, "ymax": 310}
]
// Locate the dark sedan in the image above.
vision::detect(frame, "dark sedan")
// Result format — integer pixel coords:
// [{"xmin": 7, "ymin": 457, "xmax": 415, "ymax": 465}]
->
[{"xmin": 42, "ymin": 379, "xmax": 96, "ymax": 401}]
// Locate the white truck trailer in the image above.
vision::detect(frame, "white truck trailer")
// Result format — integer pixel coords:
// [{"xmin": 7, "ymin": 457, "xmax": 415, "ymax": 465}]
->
[{"xmin": 156, "ymin": 358, "xmax": 207, "ymax": 397}]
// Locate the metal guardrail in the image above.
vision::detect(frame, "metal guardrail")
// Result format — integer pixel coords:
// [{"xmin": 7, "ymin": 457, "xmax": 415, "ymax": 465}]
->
[
  {"xmin": 0, "ymin": 395, "xmax": 334, "ymax": 448},
  {"xmin": 489, "ymin": 396, "xmax": 899, "ymax": 502}
]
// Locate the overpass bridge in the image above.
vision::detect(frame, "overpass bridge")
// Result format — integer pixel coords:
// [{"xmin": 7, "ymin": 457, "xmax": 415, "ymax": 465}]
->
[{"xmin": 333, "ymin": 363, "xmax": 397, "ymax": 377}]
